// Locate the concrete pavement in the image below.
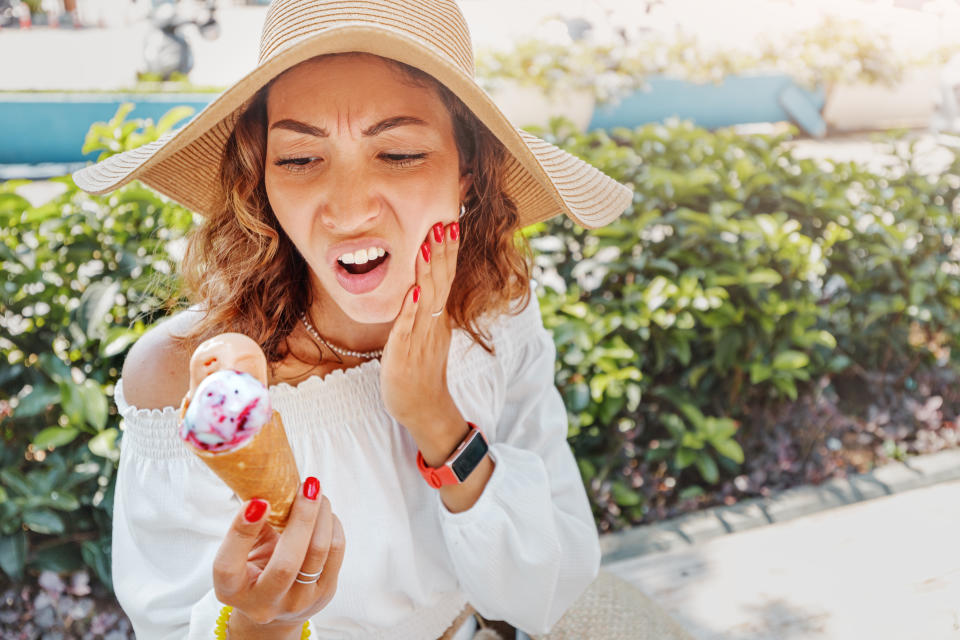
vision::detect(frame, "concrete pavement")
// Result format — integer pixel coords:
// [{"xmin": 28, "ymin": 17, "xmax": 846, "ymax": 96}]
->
[{"xmin": 604, "ymin": 472, "xmax": 960, "ymax": 639}]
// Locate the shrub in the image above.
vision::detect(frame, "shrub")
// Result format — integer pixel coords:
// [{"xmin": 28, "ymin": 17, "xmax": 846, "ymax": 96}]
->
[
  {"xmin": 0, "ymin": 105, "xmax": 194, "ymax": 587},
  {"xmin": 527, "ymin": 119, "xmax": 960, "ymax": 528}
]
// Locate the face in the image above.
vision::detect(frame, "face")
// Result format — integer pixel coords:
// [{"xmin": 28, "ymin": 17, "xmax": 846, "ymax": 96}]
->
[{"xmin": 264, "ymin": 54, "xmax": 469, "ymax": 326}]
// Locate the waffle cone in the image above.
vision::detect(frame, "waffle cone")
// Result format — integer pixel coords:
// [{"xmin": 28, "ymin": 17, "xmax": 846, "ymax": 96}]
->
[{"xmin": 182, "ymin": 407, "xmax": 299, "ymax": 531}]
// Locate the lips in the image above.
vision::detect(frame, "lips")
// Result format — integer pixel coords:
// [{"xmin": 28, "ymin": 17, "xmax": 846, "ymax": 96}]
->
[{"xmin": 334, "ymin": 253, "xmax": 391, "ymax": 295}]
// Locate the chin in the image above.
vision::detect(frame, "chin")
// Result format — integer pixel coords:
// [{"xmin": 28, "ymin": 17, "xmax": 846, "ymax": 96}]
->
[{"xmin": 339, "ymin": 293, "xmax": 403, "ymax": 325}]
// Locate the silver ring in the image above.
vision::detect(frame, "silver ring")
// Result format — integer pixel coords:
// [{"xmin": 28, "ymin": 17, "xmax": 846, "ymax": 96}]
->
[
  {"xmin": 295, "ymin": 569, "xmax": 322, "ymax": 584},
  {"xmin": 431, "ymin": 309, "xmax": 444, "ymax": 317}
]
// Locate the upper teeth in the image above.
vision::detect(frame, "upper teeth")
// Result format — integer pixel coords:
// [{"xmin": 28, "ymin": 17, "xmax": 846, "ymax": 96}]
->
[{"xmin": 339, "ymin": 247, "xmax": 386, "ymax": 265}]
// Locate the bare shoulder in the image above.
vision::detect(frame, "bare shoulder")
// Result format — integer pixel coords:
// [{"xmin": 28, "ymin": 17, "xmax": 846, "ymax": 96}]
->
[{"xmin": 120, "ymin": 309, "xmax": 203, "ymax": 411}]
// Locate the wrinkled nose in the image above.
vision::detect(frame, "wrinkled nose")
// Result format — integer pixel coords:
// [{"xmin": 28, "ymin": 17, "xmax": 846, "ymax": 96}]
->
[{"xmin": 317, "ymin": 163, "xmax": 381, "ymax": 232}]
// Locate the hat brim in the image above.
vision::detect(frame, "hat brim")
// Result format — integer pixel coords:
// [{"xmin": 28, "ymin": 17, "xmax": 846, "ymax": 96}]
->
[{"xmin": 72, "ymin": 25, "xmax": 633, "ymax": 229}]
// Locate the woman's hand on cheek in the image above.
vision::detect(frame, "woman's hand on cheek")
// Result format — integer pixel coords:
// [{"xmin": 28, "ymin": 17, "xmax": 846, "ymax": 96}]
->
[{"xmin": 380, "ymin": 220, "xmax": 465, "ymax": 441}]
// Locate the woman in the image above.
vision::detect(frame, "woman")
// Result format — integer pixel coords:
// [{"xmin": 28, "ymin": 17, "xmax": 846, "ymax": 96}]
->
[{"xmin": 73, "ymin": 1, "xmax": 634, "ymax": 638}]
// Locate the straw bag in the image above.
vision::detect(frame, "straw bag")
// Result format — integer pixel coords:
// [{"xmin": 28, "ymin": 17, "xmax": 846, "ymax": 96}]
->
[{"xmin": 439, "ymin": 569, "xmax": 694, "ymax": 640}]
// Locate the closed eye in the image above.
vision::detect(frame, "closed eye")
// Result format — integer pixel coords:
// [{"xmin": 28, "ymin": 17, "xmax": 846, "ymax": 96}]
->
[
  {"xmin": 274, "ymin": 156, "xmax": 321, "ymax": 173},
  {"xmin": 382, "ymin": 153, "xmax": 428, "ymax": 167}
]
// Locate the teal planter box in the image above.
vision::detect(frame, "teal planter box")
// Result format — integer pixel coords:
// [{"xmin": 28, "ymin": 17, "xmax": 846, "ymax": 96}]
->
[
  {"xmin": 588, "ymin": 74, "xmax": 827, "ymax": 137},
  {"xmin": 0, "ymin": 93, "xmax": 216, "ymax": 165}
]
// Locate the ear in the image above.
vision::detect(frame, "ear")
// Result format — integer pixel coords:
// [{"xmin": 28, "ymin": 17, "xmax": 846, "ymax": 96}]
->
[{"xmin": 458, "ymin": 170, "xmax": 473, "ymax": 203}]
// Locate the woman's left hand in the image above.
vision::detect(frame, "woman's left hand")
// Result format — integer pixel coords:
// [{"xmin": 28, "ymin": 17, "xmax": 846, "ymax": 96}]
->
[{"xmin": 380, "ymin": 219, "xmax": 463, "ymax": 445}]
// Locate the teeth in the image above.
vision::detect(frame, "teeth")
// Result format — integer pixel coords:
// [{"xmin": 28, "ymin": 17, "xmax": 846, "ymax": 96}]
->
[{"xmin": 338, "ymin": 247, "xmax": 386, "ymax": 265}]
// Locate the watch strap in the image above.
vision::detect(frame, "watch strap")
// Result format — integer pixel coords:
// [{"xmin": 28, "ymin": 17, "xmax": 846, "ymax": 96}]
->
[{"xmin": 416, "ymin": 422, "xmax": 488, "ymax": 488}]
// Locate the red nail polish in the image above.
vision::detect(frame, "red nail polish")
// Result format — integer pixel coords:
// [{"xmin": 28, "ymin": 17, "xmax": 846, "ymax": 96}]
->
[
  {"xmin": 413, "ymin": 286, "xmax": 421, "ymax": 304},
  {"xmin": 421, "ymin": 242, "xmax": 431, "ymax": 263},
  {"xmin": 433, "ymin": 223, "xmax": 444, "ymax": 243},
  {"xmin": 245, "ymin": 499, "xmax": 267, "ymax": 523},
  {"xmin": 450, "ymin": 222, "xmax": 459, "ymax": 242},
  {"xmin": 303, "ymin": 477, "xmax": 320, "ymax": 500}
]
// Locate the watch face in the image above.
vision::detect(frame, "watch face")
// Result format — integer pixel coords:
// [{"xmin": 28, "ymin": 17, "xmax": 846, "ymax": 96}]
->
[{"xmin": 451, "ymin": 432, "xmax": 489, "ymax": 482}]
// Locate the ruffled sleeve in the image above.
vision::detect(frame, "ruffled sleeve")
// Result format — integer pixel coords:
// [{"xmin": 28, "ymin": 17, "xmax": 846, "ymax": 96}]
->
[
  {"xmin": 111, "ymin": 383, "xmax": 236, "ymax": 640},
  {"xmin": 439, "ymin": 282, "xmax": 601, "ymax": 634}
]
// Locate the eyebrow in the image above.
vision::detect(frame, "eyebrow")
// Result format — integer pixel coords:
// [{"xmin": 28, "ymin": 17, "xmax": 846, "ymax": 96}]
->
[{"xmin": 269, "ymin": 115, "xmax": 430, "ymax": 138}]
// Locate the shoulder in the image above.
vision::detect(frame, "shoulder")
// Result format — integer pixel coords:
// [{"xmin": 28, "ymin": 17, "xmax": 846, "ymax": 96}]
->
[{"xmin": 120, "ymin": 309, "xmax": 203, "ymax": 411}]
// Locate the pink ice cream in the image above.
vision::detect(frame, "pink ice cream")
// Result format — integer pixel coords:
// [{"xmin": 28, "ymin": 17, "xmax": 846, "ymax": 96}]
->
[{"xmin": 179, "ymin": 369, "xmax": 272, "ymax": 452}]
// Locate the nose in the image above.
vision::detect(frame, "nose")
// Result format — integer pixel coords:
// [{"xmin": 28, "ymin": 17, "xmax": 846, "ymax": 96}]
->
[{"xmin": 317, "ymin": 161, "xmax": 381, "ymax": 232}]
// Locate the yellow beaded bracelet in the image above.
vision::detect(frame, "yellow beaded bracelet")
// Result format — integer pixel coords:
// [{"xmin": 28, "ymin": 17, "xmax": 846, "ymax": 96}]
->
[{"xmin": 214, "ymin": 605, "xmax": 311, "ymax": 639}]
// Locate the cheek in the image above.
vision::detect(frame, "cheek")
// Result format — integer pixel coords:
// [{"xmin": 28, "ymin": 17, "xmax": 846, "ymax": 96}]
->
[{"xmin": 265, "ymin": 181, "xmax": 311, "ymax": 239}]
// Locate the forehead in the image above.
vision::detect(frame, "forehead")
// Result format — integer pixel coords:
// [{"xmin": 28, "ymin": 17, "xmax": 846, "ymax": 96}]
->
[{"xmin": 266, "ymin": 54, "xmax": 450, "ymax": 128}]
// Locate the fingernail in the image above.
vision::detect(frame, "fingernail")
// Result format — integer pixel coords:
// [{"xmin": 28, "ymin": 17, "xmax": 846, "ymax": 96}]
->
[
  {"xmin": 450, "ymin": 222, "xmax": 459, "ymax": 242},
  {"xmin": 413, "ymin": 286, "xmax": 421, "ymax": 304},
  {"xmin": 303, "ymin": 477, "xmax": 320, "ymax": 501},
  {"xmin": 433, "ymin": 222, "xmax": 444, "ymax": 243},
  {"xmin": 421, "ymin": 242, "xmax": 431, "ymax": 263},
  {"xmin": 244, "ymin": 499, "xmax": 267, "ymax": 523}
]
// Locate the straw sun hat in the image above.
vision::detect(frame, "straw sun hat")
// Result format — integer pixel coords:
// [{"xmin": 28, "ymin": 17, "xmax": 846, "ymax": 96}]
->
[{"xmin": 72, "ymin": 0, "xmax": 633, "ymax": 229}]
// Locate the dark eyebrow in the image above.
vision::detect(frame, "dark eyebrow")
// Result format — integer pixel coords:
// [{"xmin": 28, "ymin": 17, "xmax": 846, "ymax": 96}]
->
[
  {"xmin": 268, "ymin": 116, "xmax": 429, "ymax": 138},
  {"xmin": 270, "ymin": 119, "xmax": 327, "ymax": 137},
  {"xmin": 361, "ymin": 116, "xmax": 429, "ymax": 137}
]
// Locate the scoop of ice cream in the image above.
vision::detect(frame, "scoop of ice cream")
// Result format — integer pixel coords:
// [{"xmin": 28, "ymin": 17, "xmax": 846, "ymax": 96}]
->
[
  {"xmin": 187, "ymin": 333, "xmax": 268, "ymax": 403},
  {"xmin": 180, "ymin": 369, "xmax": 272, "ymax": 452}
]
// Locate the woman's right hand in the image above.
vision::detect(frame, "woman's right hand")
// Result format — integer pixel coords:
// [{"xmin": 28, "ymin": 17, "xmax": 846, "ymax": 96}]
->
[{"xmin": 212, "ymin": 477, "xmax": 345, "ymax": 639}]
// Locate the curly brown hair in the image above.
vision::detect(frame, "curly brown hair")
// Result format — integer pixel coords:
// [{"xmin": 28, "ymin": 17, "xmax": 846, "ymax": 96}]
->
[{"xmin": 178, "ymin": 53, "xmax": 532, "ymax": 364}]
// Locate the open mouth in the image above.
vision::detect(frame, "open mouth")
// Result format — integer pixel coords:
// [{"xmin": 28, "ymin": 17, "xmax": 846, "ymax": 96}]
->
[
  {"xmin": 339, "ymin": 252, "xmax": 388, "ymax": 275},
  {"xmin": 334, "ymin": 251, "xmax": 391, "ymax": 295}
]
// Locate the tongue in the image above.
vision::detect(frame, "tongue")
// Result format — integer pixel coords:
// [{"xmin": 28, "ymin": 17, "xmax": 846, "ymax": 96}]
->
[{"xmin": 344, "ymin": 255, "xmax": 386, "ymax": 275}]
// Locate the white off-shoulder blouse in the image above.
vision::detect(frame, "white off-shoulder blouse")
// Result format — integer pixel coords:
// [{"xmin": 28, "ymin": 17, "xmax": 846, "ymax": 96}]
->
[{"xmin": 111, "ymin": 283, "xmax": 601, "ymax": 640}]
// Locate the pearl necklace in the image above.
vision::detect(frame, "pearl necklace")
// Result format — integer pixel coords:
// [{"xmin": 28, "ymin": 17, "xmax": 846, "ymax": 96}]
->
[{"xmin": 299, "ymin": 312, "xmax": 383, "ymax": 360}]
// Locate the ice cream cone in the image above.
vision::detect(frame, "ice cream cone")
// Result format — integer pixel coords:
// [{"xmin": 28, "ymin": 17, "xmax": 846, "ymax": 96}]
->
[{"xmin": 180, "ymin": 400, "xmax": 299, "ymax": 530}]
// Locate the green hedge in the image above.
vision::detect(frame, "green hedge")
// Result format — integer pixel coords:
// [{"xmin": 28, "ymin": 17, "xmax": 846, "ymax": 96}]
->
[
  {"xmin": 0, "ymin": 107, "xmax": 195, "ymax": 587},
  {"xmin": 2, "ymin": 108, "xmax": 959, "ymax": 588},
  {"xmin": 527, "ymin": 120, "xmax": 960, "ymax": 525}
]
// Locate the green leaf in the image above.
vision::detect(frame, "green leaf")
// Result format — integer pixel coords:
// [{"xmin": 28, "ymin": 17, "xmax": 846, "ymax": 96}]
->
[
  {"xmin": 577, "ymin": 458, "xmax": 596, "ymax": 482},
  {"xmin": 0, "ymin": 531, "xmax": 27, "ymax": 580},
  {"xmin": 750, "ymin": 363, "xmax": 772, "ymax": 383},
  {"xmin": 155, "ymin": 105, "xmax": 195, "ymax": 135},
  {"xmin": 32, "ymin": 543, "xmax": 83, "ymax": 573},
  {"xmin": 772, "ymin": 350, "xmax": 810, "ymax": 370},
  {"xmin": 675, "ymin": 447, "xmax": 698, "ymax": 470},
  {"xmin": 102, "ymin": 327, "xmax": 139, "ymax": 358},
  {"xmin": 76, "ymin": 279, "xmax": 120, "ymax": 341},
  {"xmin": 35, "ymin": 490, "xmax": 81, "ymax": 512},
  {"xmin": 89, "ymin": 428, "xmax": 119, "ymax": 460},
  {"xmin": 22, "ymin": 508, "xmax": 65, "ymax": 535},
  {"xmin": 60, "ymin": 381, "xmax": 85, "ymax": 426},
  {"xmin": 678, "ymin": 485, "xmax": 705, "ymax": 500},
  {"xmin": 744, "ymin": 268, "xmax": 783, "ymax": 286},
  {"xmin": 610, "ymin": 481, "xmax": 644, "ymax": 507},
  {"xmin": 694, "ymin": 453, "xmax": 720, "ymax": 485},
  {"xmin": 0, "ymin": 470, "xmax": 31, "ymax": 497},
  {"xmin": 14, "ymin": 385, "xmax": 60, "ymax": 418},
  {"xmin": 33, "ymin": 427, "xmax": 80, "ymax": 450},
  {"xmin": 713, "ymin": 438, "xmax": 745, "ymax": 464},
  {"xmin": 82, "ymin": 539, "xmax": 113, "ymax": 591},
  {"xmin": 80, "ymin": 380, "xmax": 109, "ymax": 431}
]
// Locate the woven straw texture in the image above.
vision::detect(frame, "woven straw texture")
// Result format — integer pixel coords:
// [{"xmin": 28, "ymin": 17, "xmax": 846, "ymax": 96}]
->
[
  {"xmin": 439, "ymin": 569, "xmax": 694, "ymax": 640},
  {"xmin": 531, "ymin": 569, "xmax": 695, "ymax": 640},
  {"xmin": 71, "ymin": 0, "xmax": 632, "ymax": 230}
]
